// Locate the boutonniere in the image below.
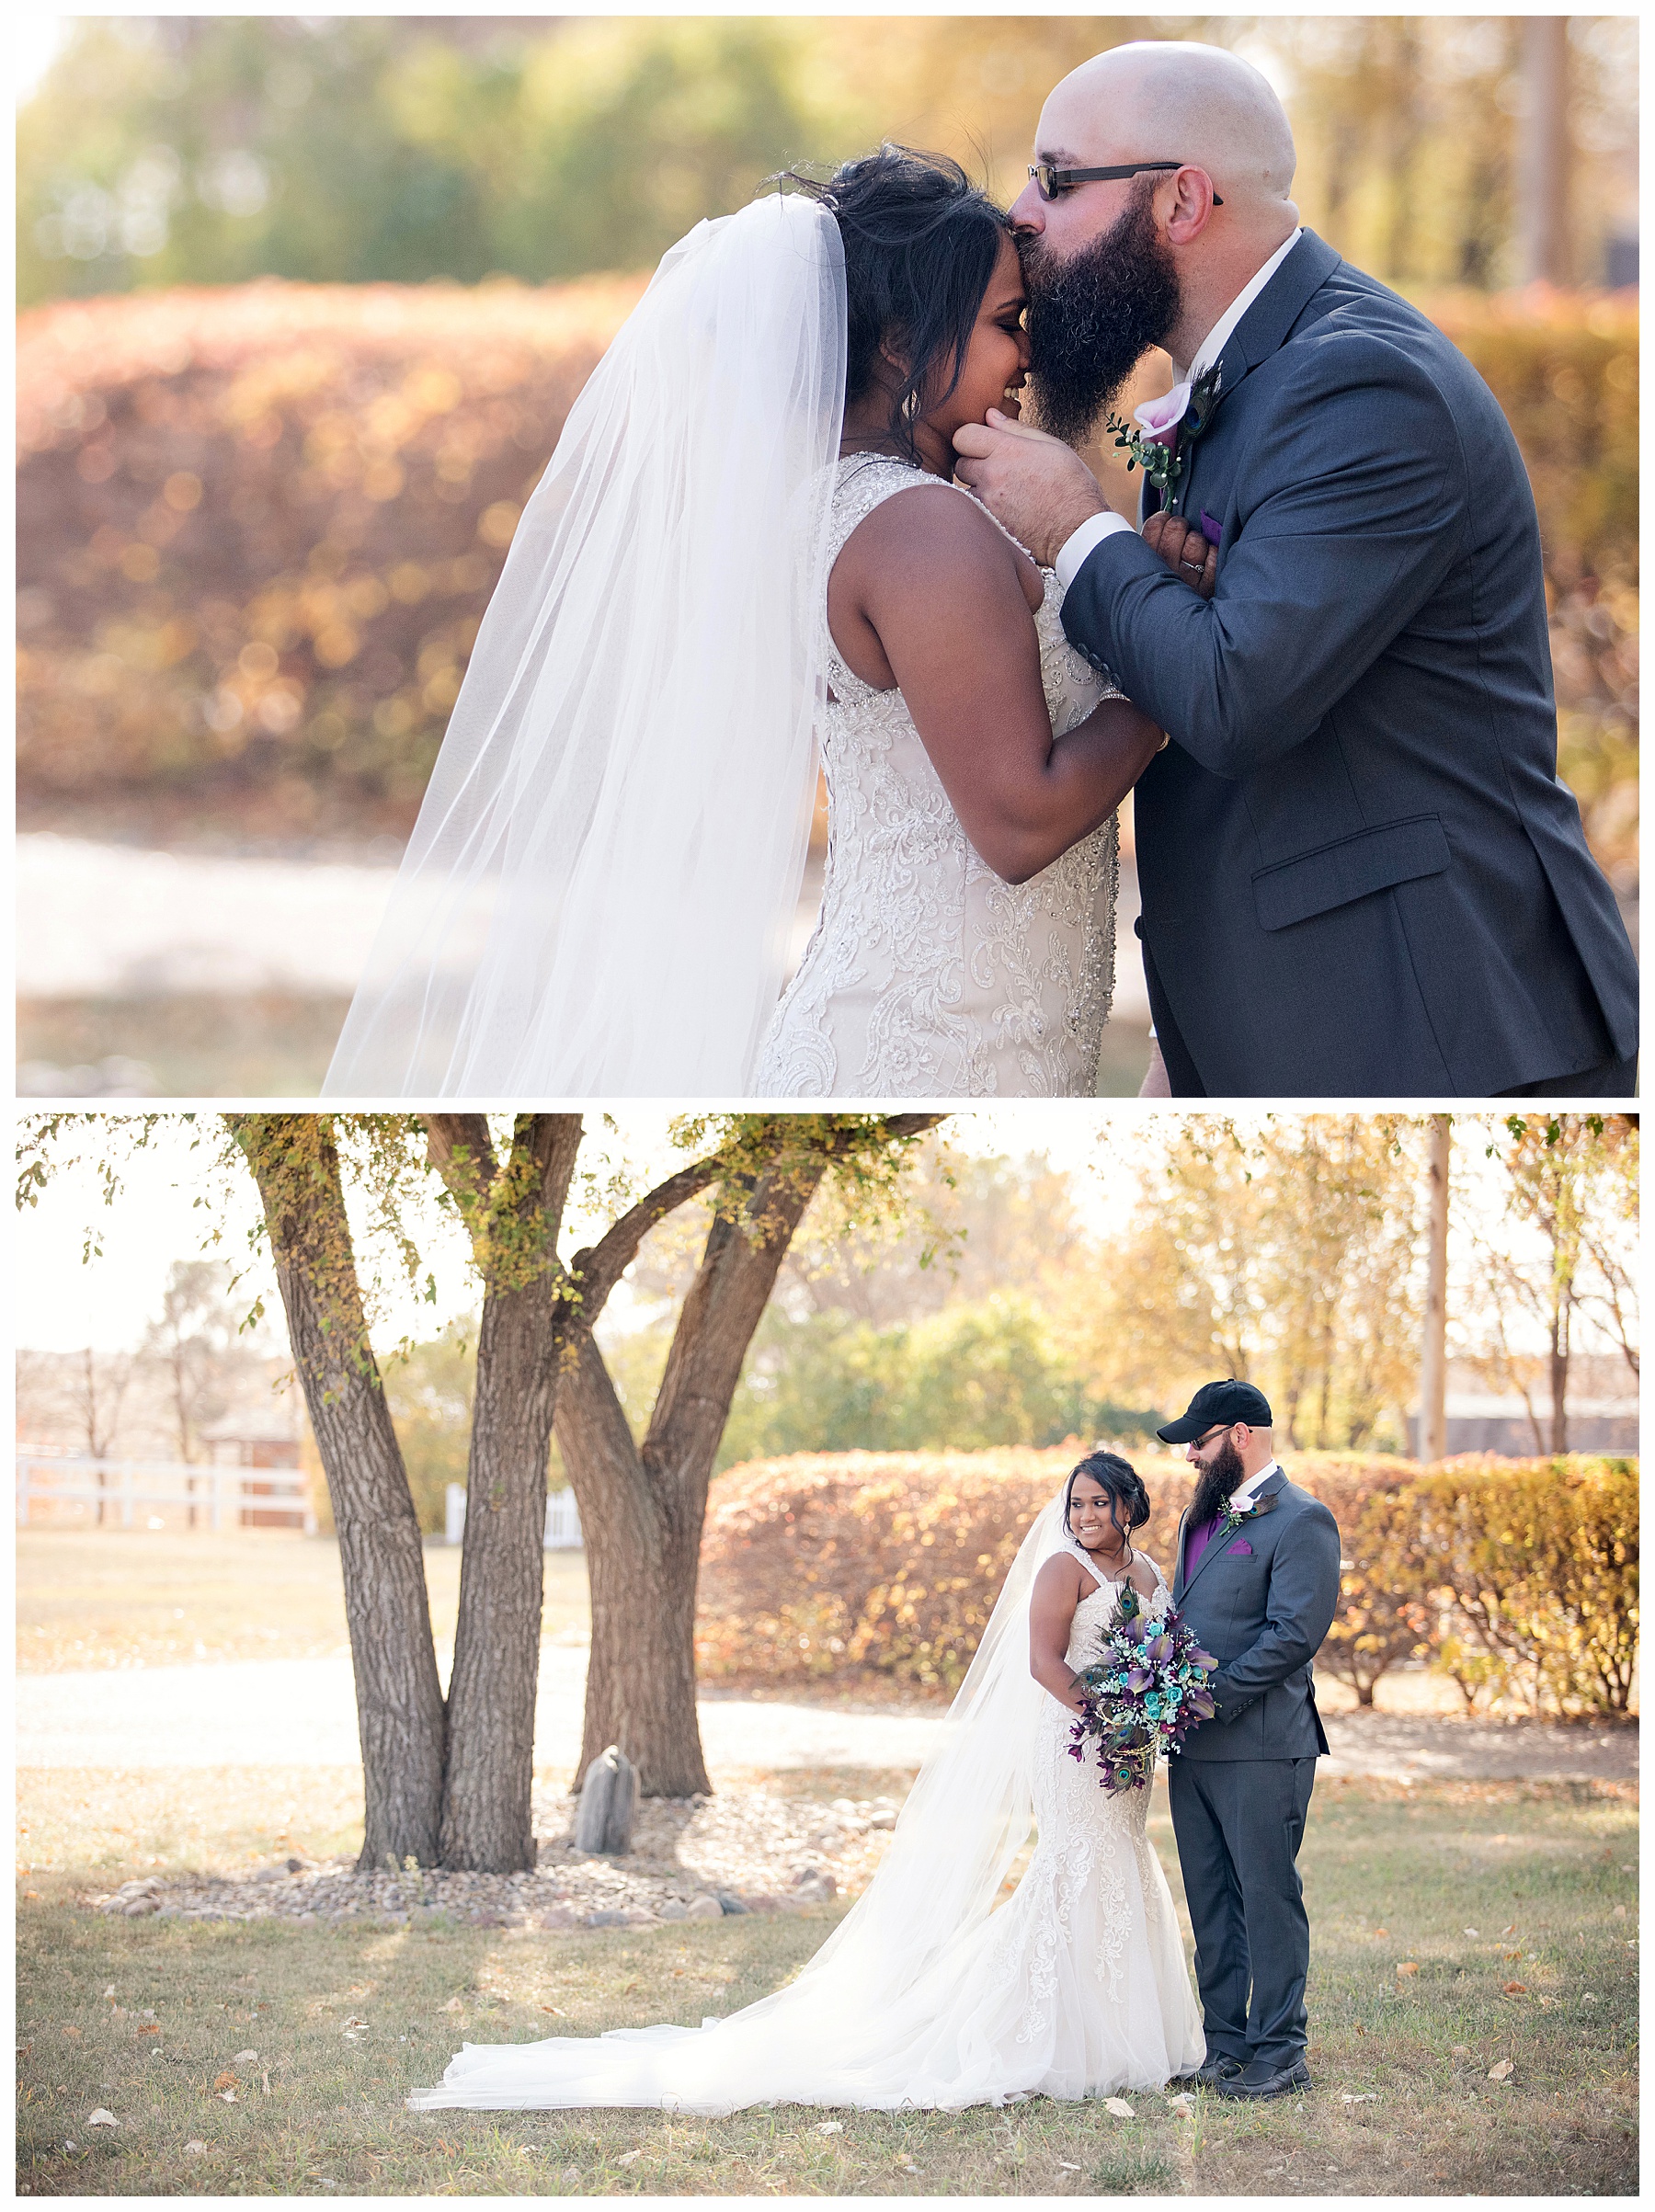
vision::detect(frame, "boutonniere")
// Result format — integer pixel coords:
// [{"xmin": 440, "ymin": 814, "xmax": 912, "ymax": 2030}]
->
[
  {"xmin": 1105, "ymin": 364, "xmax": 1223, "ymax": 503},
  {"xmin": 1216, "ymin": 1494, "xmax": 1260, "ymax": 1541}
]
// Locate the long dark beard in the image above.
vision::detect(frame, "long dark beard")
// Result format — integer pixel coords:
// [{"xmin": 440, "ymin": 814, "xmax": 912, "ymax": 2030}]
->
[
  {"xmin": 1020, "ymin": 184, "xmax": 1181, "ymax": 447},
  {"xmin": 1188, "ymin": 1437, "xmax": 1248, "ymax": 1531}
]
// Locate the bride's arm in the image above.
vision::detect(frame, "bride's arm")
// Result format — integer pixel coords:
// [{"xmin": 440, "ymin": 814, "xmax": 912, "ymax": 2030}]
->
[
  {"xmin": 830, "ymin": 489, "xmax": 1166, "ymax": 885},
  {"xmin": 1029, "ymin": 1556, "xmax": 1091, "ymax": 1714}
]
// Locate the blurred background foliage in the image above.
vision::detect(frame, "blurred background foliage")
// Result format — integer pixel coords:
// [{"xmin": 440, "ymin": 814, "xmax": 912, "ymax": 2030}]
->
[
  {"xmin": 13, "ymin": 17, "xmax": 1640, "ymax": 1089},
  {"xmin": 16, "ymin": 16, "xmax": 1640, "ymax": 302}
]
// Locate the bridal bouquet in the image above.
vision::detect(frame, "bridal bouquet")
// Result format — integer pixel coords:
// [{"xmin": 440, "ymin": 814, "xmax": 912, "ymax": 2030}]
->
[{"xmin": 1067, "ymin": 1589, "xmax": 1218, "ymax": 1796}]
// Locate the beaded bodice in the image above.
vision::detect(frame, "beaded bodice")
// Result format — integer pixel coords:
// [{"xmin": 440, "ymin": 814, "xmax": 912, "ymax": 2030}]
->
[{"xmin": 750, "ymin": 454, "xmax": 1122, "ymax": 1098}]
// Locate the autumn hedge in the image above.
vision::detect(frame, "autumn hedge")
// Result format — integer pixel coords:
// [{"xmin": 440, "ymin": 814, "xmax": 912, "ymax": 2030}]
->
[
  {"xmin": 17, "ymin": 279, "xmax": 1637, "ymax": 871},
  {"xmin": 693, "ymin": 1446, "xmax": 1638, "ymax": 1717}
]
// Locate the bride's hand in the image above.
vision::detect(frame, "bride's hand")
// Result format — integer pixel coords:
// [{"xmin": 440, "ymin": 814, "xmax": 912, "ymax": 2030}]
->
[{"xmin": 1142, "ymin": 511, "xmax": 1217, "ymax": 599}]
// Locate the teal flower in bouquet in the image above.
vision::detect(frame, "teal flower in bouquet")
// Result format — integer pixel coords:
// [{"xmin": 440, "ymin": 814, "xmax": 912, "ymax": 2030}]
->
[{"xmin": 1067, "ymin": 1597, "xmax": 1218, "ymax": 1796}]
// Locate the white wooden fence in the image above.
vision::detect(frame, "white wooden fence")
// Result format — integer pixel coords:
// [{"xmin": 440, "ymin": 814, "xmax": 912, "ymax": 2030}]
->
[
  {"xmin": 16, "ymin": 1455, "xmax": 316, "ymax": 1534},
  {"xmin": 445, "ymin": 1482, "xmax": 583, "ymax": 1549}
]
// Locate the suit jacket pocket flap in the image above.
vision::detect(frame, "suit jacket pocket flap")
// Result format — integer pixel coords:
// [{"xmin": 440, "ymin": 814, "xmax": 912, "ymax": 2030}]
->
[{"xmin": 1251, "ymin": 815, "xmax": 1451, "ymax": 932}]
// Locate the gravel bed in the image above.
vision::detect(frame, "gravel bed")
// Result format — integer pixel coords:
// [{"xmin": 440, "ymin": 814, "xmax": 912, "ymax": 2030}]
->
[{"xmin": 81, "ymin": 1784, "xmax": 899, "ymax": 1931}]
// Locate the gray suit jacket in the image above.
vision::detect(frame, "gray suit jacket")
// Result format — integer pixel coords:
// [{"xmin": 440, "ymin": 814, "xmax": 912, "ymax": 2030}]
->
[
  {"xmin": 1170, "ymin": 1467, "xmax": 1341, "ymax": 1762},
  {"xmin": 1059, "ymin": 229, "xmax": 1638, "ymax": 1096}
]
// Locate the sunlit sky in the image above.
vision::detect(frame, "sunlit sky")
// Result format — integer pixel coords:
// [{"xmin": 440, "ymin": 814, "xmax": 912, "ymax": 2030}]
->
[
  {"xmin": 15, "ymin": 1109, "xmax": 1145, "ymax": 1354},
  {"xmin": 16, "ymin": 13, "xmax": 71, "ymax": 104},
  {"xmin": 14, "ymin": 1109, "xmax": 1533, "ymax": 1357}
]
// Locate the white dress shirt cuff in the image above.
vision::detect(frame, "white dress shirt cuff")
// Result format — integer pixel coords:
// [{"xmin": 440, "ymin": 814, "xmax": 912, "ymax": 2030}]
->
[{"xmin": 1054, "ymin": 508, "xmax": 1136, "ymax": 593}]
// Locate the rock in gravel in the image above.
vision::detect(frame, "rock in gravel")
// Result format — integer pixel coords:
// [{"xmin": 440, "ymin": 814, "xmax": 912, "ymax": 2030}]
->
[
  {"xmin": 75, "ymin": 1782, "xmax": 890, "ymax": 1936},
  {"xmin": 575, "ymin": 1744, "xmax": 638, "ymax": 1857}
]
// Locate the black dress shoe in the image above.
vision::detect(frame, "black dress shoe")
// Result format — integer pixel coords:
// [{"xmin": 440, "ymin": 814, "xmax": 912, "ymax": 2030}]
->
[
  {"xmin": 1172, "ymin": 2052, "xmax": 1245, "ymax": 2089},
  {"xmin": 1216, "ymin": 2054, "xmax": 1311, "ymax": 2099}
]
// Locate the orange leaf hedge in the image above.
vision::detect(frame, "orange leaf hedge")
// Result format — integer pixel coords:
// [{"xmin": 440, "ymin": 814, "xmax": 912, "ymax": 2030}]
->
[
  {"xmin": 17, "ymin": 277, "xmax": 643, "ymax": 841},
  {"xmin": 17, "ymin": 279, "xmax": 1635, "ymax": 872},
  {"xmin": 696, "ymin": 1444, "xmax": 1220, "ymax": 1695},
  {"xmin": 693, "ymin": 1447, "xmax": 1638, "ymax": 1712}
]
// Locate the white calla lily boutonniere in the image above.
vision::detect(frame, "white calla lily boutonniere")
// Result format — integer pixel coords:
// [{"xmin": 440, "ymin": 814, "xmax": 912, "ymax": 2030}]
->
[{"xmin": 1105, "ymin": 363, "xmax": 1224, "ymax": 503}]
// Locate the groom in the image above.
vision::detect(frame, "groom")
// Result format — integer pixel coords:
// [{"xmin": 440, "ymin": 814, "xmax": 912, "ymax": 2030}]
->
[
  {"xmin": 954, "ymin": 40, "xmax": 1638, "ymax": 1097},
  {"xmin": 1158, "ymin": 1379, "xmax": 1341, "ymax": 2099}
]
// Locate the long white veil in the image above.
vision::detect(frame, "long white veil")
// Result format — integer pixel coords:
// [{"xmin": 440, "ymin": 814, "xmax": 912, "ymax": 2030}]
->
[
  {"xmin": 323, "ymin": 193, "xmax": 846, "ymax": 1097},
  {"xmin": 411, "ymin": 1483, "xmax": 1096, "ymax": 2114}
]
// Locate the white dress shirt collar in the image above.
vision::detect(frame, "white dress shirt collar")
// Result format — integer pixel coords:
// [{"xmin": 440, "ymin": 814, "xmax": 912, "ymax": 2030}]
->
[
  {"xmin": 1187, "ymin": 227, "xmax": 1303, "ymax": 384},
  {"xmin": 1052, "ymin": 230, "xmax": 1304, "ymax": 595},
  {"xmin": 1229, "ymin": 1459, "xmax": 1282, "ymax": 1511}
]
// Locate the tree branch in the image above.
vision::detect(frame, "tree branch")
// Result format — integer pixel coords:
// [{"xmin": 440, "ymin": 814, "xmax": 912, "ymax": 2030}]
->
[
  {"xmin": 422, "ymin": 1113, "xmax": 498, "ymax": 1237},
  {"xmin": 569, "ymin": 1157, "xmax": 729, "ymax": 1322},
  {"xmin": 567, "ymin": 1113, "xmax": 945, "ymax": 1331}
]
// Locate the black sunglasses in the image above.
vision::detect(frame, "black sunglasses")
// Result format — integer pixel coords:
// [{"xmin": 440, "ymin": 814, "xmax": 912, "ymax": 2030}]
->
[{"xmin": 1028, "ymin": 160, "xmax": 1223, "ymax": 207}]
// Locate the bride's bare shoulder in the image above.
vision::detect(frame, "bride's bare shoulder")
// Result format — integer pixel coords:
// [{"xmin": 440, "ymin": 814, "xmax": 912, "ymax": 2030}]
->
[
  {"xmin": 836, "ymin": 471, "xmax": 1043, "ymax": 610},
  {"xmin": 1033, "ymin": 1551, "xmax": 1086, "ymax": 1601}
]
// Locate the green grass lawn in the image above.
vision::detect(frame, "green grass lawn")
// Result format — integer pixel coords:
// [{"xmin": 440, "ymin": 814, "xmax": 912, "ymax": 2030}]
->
[{"xmin": 16, "ymin": 1773, "xmax": 1637, "ymax": 2195}]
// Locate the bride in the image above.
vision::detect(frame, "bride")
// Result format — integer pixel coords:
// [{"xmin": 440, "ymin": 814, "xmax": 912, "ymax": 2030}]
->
[
  {"xmin": 409, "ymin": 1453, "xmax": 1204, "ymax": 2115},
  {"xmin": 323, "ymin": 150, "xmax": 1195, "ymax": 1099}
]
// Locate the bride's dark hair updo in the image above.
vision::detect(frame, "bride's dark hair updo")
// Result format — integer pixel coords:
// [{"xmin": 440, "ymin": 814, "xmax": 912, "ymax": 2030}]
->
[
  {"xmin": 770, "ymin": 146, "xmax": 1010, "ymax": 464},
  {"xmin": 1064, "ymin": 1451, "xmax": 1152, "ymax": 1547}
]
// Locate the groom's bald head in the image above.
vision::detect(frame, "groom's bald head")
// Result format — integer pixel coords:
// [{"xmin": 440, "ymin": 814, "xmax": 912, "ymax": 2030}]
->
[
  {"xmin": 1038, "ymin": 40, "xmax": 1297, "ymax": 218},
  {"xmin": 1013, "ymin": 40, "xmax": 1301, "ymax": 411}
]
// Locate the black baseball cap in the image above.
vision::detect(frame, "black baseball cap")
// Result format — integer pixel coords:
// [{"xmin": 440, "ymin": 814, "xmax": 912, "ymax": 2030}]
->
[{"xmin": 1157, "ymin": 1378, "xmax": 1274, "ymax": 1445}]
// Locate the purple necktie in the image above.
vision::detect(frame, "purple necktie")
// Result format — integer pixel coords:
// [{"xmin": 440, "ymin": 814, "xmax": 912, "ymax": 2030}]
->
[{"xmin": 1183, "ymin": 1514, "xmax": 1223, "ymax": 1579}]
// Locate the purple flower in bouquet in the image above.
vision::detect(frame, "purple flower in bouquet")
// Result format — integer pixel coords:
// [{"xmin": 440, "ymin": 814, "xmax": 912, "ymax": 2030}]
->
[{"xmin": 1067, "ymin": 1587, "xmax": 1218, "ymax": 1796}]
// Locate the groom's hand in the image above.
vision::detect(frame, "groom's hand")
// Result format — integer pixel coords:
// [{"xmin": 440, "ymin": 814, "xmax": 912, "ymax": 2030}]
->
[
  {"xmin": 953, "ymin": 411, "xmax": 1113, "ymax": 569},
  {"xmin": 1143, "ymin": 510, "xmax": 1218, "ymax": 599}
]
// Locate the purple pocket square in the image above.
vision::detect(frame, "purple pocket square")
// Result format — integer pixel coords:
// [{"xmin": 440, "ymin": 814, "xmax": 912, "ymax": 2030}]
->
[
  {"xmin": 1226, "ymin": 1539, "xmax": 1253, "ymax": 1555},
  {"xmin": 1198, "ymin": 508, "xmax": 1223, "ymax": 548}
]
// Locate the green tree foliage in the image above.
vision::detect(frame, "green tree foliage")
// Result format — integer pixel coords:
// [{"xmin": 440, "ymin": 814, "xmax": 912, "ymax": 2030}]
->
[
  {"xmin": 722, "ymin": 1293, "xmax": 1158, "ymax": 1465},
  {"xmin": 16, "ymin": 17, "xmax": 861, "ymax": 305},
  {"xmin": 381, "ymin": 1315, "xmax": 477, "ymax": 1534},
  {"xmin": 19, "ymin": 16, "xmax": 1638, "ymax": 306},
  {"xmin": 1086, "ymin": 1115, "xmax": 1424, "ymax": 1452}
]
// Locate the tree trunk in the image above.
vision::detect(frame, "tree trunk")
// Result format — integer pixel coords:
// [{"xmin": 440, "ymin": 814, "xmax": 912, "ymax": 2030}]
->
[
  {"xmin": 1549, "ymin": 1309, "xmax": 1569, "ymax": 1455},
  {"xmin": 1518, "ymin": 17, "xmax": 1571, "ymax": 285},
  {"xmin": 557, "ymin": 1162, "xmax": 828, "ymax": 1796},
  {"xmin": 233, "ymin": 1114, "xmax": 447, "ymax": 1870},
  {"xmin": 1420, "ymin": 1115, "xmax": 1450, "ymax": 1462},
  {"xmin": 433, "ymin": 1113, "xmax": 583, "ymax": 1872},
  {"xmin": 557, "ymin": 1336, "xmax": 711, "ymax": 1796}
]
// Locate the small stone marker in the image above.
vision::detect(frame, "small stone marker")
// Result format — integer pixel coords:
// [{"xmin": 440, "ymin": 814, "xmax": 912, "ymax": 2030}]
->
[{"xmin": 574, "ymin": 1744, "xmax": 637, "ymax": 1856}]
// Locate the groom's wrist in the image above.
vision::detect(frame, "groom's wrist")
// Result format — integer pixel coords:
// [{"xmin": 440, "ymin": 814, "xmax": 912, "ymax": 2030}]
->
[{"xmin": 1054, "ymin": 508, "xmax": 1136, "ymax": 592}]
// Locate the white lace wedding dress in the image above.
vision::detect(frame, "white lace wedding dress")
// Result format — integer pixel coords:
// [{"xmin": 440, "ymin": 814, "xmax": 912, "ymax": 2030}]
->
[
  {"xmin": 750, "ymin": 455, "xmax": 1123, "ymax": 1098},
  {"xmin": 409, "ymin": 1556, "xmax": 1203, "ymax": 2115}
]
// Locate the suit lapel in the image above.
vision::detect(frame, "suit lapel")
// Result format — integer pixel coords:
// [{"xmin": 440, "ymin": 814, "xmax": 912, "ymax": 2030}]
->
[
  {"xmin": 1212, "ymin": 229, "xmax": 1342, "ymax": 406},
  {"xmin": 1170, "ymin": 229, "xmax": 1342, "ymax": 517},
  {"xmin": 1179, "ymin": 1467, "xmax": 1288, "ymax": 1601}
]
